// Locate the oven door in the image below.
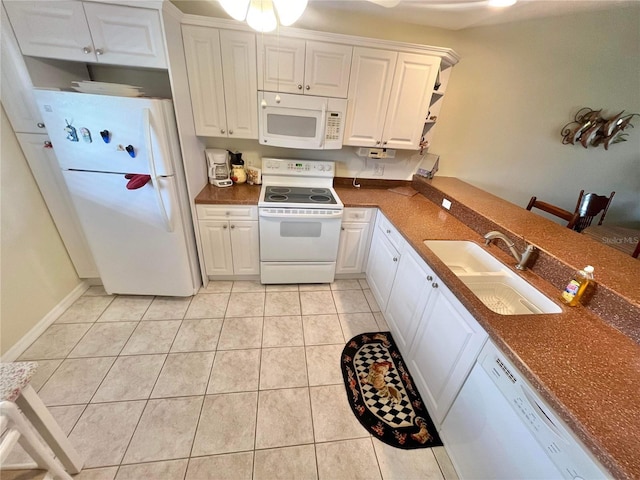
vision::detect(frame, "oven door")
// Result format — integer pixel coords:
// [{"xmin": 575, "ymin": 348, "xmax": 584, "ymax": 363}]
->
[{"xmin": 259, "ymin": 208, "xmax": 343, "ymax": 261}]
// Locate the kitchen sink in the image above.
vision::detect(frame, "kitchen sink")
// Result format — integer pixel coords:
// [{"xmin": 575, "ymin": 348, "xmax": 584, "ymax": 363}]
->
[{"xmin": 424, "ymin": 240, "xmax": 562, "ymax": 315}]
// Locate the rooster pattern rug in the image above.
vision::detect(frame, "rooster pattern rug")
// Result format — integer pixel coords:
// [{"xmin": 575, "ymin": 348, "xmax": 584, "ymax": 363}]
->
[{"xmin": 341, "ymin": 332, "xmax": 442, "ymax": 449}]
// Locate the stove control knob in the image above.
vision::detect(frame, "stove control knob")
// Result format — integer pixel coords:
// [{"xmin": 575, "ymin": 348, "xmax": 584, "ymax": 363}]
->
[
  {"xmin": 318, "ymin": 165, "xmax": 325, "ymax": 171},
  {"xmin": 326, "ymin": 165, "xmax": 332, "ymax": 171}
]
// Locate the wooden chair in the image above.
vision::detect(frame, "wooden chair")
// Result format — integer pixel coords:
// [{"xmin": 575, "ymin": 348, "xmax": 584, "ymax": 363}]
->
[{"xmin": 526, "ymin": 190, "xmax": 615, "ymax": 232}]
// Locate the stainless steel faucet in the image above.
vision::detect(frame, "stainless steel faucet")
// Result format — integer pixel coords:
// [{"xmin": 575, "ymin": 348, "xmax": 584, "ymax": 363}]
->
[{"xmin": 483, "ymin": 231, "xmax": 536, "ymax": 270}]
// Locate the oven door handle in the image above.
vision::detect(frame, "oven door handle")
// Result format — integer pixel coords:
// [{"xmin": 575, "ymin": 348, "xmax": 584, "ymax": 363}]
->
[{"xmin": 259, "ymin": 209, "xmax": 343, "ymax": 220}]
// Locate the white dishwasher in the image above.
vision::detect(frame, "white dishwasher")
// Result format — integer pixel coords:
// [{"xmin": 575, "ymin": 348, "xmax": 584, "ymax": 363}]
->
[{"xmin": 440, "ymin": 341, "xmax": 610, "ymax": 479}]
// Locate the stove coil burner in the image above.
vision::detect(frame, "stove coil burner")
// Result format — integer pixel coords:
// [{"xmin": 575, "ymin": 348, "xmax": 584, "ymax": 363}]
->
[
  {"xmin": 268, "ymin": 194, "xmax": 289, "ymax": 202},
  {"xmin": 310, "ymin": 195, "xmax": 331, "ymax": 203},
  {"xmin": 268, "ymin": 187, "xmax": 291, "ymax": 194},
  {"xmin": 310, "ymin": 188, "xmax": 329, "ymax": 195}
]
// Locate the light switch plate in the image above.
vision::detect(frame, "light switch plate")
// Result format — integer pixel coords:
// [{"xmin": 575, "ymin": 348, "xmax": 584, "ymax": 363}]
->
[{"xmin": 442, "ymin": 198, "xmax": 452, "ymax": 210}]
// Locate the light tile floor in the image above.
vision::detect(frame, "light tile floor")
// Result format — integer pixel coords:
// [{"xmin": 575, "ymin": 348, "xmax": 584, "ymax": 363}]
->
[{"xmin": 5, "ymin": 280, "xmax": 458, "ymax": 480}]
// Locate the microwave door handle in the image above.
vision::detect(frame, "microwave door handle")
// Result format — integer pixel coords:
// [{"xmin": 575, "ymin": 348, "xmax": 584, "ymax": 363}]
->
[{"xmin": 319, "ymin": 100, "xmax": 327, "ymax": 148}]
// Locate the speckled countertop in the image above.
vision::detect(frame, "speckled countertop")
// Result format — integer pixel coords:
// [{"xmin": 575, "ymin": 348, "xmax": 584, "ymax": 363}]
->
[{"xmin": 195, "ymin": 179, "xmax": 640, "ymax": 479}]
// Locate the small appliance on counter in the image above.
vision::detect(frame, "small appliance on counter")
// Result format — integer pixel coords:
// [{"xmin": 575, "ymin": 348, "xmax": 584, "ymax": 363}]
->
[
  {"xmin": 229, "ymin": 151, "xmax": 247, "ymax": 184},
  {"xmin": 206, "ymin": 149, "xmax": 232, "ymax": 187}
]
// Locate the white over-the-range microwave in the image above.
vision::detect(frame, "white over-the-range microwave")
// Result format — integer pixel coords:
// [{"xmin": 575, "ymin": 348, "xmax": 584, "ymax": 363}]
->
[{"xmin": 258, "ymin": 91, "xmax": 347, "ymax": 150}]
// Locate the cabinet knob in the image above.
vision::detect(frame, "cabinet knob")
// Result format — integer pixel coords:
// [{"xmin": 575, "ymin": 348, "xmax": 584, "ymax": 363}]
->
[
  {"xmin": 383, "ymin": 141, "xmax": 388, "ymax": 145},
  {"xmin": 225, "ymin": 212, "xmax": 230, "ymax": 216},
  {"xmin": 393, "ymin": 257, "xmax": 398, "ymax": 262},
  {"xmin": 305, "ymin": 85, "xmax": 310, "ymax": 90},
  {"xmin": 230, "ymin": 224, "xmax": 235, "ymax": 229},
  {"xmin": 427, "ymin": 275, "xmax": 433, "ymax": 281},
  {"xmin": 223, "ymin": 225, "xmax": 228, "ymax": 229},
  {"xmin": 95, "ymin": 48, "xmax": 104, "ymax": 56},
  {"xmin": 221, "ymin": 129, "xmax": 226, "ymax": 134},
  {"xmin": 341, "ymin": 227, "xmax": 345, "ymax": 231},
  {"xmin": 386, "ymin": 229, "xmax": 391, "ymax": 234},
  {"xmin": 432, "ymin": 282, "xmax": 439, "ymax": 288},
  {"xmin": 376, "ymin": 141, "xmax": 381, "ymax": 145},
  {"xmin": 37, "ymin": 122, "xmax": 45, "ymax": 129},
  {"xmin": 43, "ymin": 141, "xmax": 53, "ymax": 149},
  {"xmin": 83, "ymin": 46, "xmax": 92, "ymax": 54},
  {"xmin": 297, "ymin": 84, "xmax": 303, "ymax": 90},
  {"xmin": 229, "ymin": 130, "xmax": 233, "ymax": 135}
]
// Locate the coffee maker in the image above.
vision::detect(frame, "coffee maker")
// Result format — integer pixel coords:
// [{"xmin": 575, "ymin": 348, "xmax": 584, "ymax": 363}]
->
[{"xmin": 205, "ymin": 149, "xmax": 232, "ymax": 187}]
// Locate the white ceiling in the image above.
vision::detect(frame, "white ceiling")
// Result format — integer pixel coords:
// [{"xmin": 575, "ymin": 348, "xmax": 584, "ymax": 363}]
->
[{"xmin": 307, "ymin": 0, "xmax": 636, "ymax": 31}]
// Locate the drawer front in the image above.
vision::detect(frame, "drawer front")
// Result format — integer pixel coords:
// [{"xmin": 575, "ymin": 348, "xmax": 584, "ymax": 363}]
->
[
  {"xmin": 376, "ymin": 212, "xmax": 404, "ymax": 252},
  {"xmin": 197, "ymin": 204, "xmax": 258, "ymax": 221},
  {"xmin": 343, "ymin": 207, "xmax": 374, "ymax": 223}
]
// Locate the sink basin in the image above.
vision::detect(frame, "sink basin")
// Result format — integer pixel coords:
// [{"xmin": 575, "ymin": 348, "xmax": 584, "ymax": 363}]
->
[
  {"xmin": 424, "ymin": 240, "xmax": 561, "ymax": 315},
  {"xmin": 424, "ymin": 240, "xmax": 505, "ymax": 274},
  {"xmin": 459, "ymin": 275, "xmax": 561, "ymax": 315}
]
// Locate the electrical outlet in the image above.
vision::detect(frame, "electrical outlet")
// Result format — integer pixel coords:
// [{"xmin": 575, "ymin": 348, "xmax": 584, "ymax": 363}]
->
[
  {"xmin": 442, "ymin": 198, "xmax": 452, "ymax": 210},
  {"xmin": 373, "ymin": 163, "xmax": 384, "ymax": 176}
]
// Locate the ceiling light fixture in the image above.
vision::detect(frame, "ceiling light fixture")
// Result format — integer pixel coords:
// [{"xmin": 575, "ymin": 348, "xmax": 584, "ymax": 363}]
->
[{"xmin": 218, "ymin": 0, "xmax": 308, "ymax": 33}]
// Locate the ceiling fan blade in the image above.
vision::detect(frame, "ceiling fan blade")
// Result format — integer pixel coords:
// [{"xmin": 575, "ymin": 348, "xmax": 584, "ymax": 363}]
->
[
  {"xmin": 365, "ymin": 0, "xmax": 402, "ymax": 7},
  {"xmin": 363, "ymin": 0, "xmax": 517, "ymax": 9}
]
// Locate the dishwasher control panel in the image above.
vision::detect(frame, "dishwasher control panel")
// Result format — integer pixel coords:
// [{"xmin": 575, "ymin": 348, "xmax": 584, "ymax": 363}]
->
[{"xmin": 480, "ymin": 342, "xmax": 610, "ymax": 480}]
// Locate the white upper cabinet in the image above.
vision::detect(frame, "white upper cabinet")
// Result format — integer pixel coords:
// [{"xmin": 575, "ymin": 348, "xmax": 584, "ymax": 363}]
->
[
  {"xmin": 4, "ymin": 1, "xmax": 167, "ymax": 68},
  {"xmin": 182, "ymin": 25, "xmax": 258, "ymax": 139},
  {"xmin": 4, "ymin": 1, "xmax": 93, "ymax": 63},
  {"xmin": 219, "ymin": 30, "xmax": 259, "ymax": 139},
  {"xmin": 258, "ymin": 37, "xmax": 352, "ymax": 98},
  {"xmin": 82, "ymin": 3, "xmax": 167, "ymax": 68},
  {"xmin": 182, "ymin": 25, "xmax": 226, "ymax": 137},
  {"xmin": 343, "ymin": 47, "xmax": 397, "ymax": 147},
  {"xmin": 344, "ymin": 48, "xmax": 441, "ymax": 149},
  {"xmin": 384, "ymin": 52, "xmax": 440, "ymax": 149}
]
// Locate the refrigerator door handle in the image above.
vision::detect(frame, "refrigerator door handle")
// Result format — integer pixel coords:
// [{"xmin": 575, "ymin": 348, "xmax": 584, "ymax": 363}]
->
[{"xmin": 143, "ymin": 108, "xmax": 174, "ymax": 232}]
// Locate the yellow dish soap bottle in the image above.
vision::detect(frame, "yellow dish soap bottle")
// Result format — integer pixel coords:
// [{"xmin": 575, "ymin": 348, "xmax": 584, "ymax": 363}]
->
[{"xmin": 560, "ymin": 265, "xmax": 595, "ymax": 306}]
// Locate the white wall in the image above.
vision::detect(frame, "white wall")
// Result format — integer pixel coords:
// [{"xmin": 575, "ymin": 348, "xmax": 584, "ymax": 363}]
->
[
  {"xmin": 0, "ymin": 107, "xmax": 81, "ymax": 355},
  {"xmin": 433, "ymin": 6, "xmax": 640, "ymax": 226},
  {"xmin": 175, "ymin": 1, "xmax": 639, "ymax": 226}
]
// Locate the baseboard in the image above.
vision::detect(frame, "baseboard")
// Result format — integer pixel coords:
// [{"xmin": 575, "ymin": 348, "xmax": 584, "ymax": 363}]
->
[{"xmin": 1, "ymin": 281, "xmax": 90, "ymax": 362}]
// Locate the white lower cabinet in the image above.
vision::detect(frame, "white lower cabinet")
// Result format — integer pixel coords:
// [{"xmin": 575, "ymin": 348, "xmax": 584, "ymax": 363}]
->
[
  {"xmin": 336, "ymin": 208, "xmax": 374, "ymax": 275},
  {"xmin": 406, "ymin": 277, "xmax": 488, "ymax": 425},
  {"xmin": 366, "ymin": 213, "xmax": 403, "ymax": 311},
  {"xmin": 374, "ymin": 210, "xmax": 488, "ymax": 426},
  {"xmin": 196, "ymin": 205, "xmax": 260, "ymax": 277},
  {"xmin": 385, "ymin": 247, "xmax": 434, "ymax": 355}
]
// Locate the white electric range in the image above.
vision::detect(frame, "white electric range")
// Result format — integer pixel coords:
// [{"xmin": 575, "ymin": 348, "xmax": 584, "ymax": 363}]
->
[{"xmin": 258, "ymin": 158, "xmax": 343, "ymax": 284}]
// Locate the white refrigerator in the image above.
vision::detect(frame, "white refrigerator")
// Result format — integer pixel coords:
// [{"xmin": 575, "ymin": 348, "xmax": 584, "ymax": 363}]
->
[{"xmin": 35, "ymin": 90, "xmax": 200, "ymax": 297}]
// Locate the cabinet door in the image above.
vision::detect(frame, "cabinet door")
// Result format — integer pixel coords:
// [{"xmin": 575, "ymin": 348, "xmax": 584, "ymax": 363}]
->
[
  {"xmin": 385, "ymin": 248, "xmax": 433, "ymax": 355},
  {"xmin": 343, "ymin": 47, "xmax": 397, "ymax": 147},
  {"xmin": 83, "ymin": 3, "xmax": 167, "ymax": 68},
  {"xmin": 229, "ymin": 221, "xmax": 260, "ymax": 275},
  {"xmin": 366, "ymin": 227, "xmax": 400, "ymax": 312},
  {"xmin": 336, "ymin": 222, "xmax": 371, "ymax": 274},
  {"xmin": 382, "ymin": 53, "xmax": 440, "ymax": 149},
  {"xmin": 258, "ymin": 36, "xmax": 305, "ymax": 94},
  {"xmin": 16, "ymin": 133, "xmax": 99, "ymax": 278},
  {"xmin": 4, "ymin": 1, "xmax": 95, "ymax": 62},
  {"xmin": 407, "ymin": 283, "xmax": 488, "ymax": 425},
  {"xmin": 220, "ymin": 30, "xmax": 258, "ymax": 140},
  {"xmin": 182, "ymin": 25, "xmax": 228, "ymax": 137},
  {"xmin": 199, "ymin": 221, "xmax": 234, "ymax": 276},
  {"xmin": 1, "ymin": 7, "xmax": 46, "ymax": 134},
  {"xmin": 304, "ymin": 41, "xmax": 352, "ymax": 98}
]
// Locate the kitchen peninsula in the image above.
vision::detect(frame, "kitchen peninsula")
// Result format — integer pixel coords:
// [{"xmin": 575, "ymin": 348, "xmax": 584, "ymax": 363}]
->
[{"xmin": 195, "ymin": 174, "xmax": 640, "ymax": 479}]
